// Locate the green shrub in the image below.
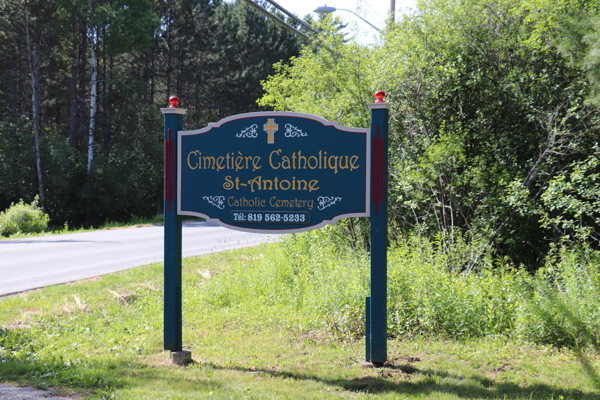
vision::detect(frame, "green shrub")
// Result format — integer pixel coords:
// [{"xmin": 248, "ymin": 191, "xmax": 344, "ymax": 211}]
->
[{"xmin": 0, "ymin": 196, "xmax": 49, "ymax": 237}]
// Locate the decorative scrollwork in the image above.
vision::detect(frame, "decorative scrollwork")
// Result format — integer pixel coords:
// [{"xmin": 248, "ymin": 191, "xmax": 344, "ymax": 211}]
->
[
  {"xmin": 203, "ymin": 196, "xmax": 225, "ymax": 209},
  {"xmin": 317, "ymin": 196, "xmax": 342, "ymax": 211},
  {"xmin": 284, "ymin": 123, "xmax": 308, "ymax": 138},
  {"xmin": 235, "ymin": 124, "xmax": 258, "ymax": 138}
]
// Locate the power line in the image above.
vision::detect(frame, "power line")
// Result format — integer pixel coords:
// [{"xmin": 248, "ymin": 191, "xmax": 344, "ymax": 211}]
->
[
  {"xmin": 240, "ymin": 0, "xmax": 317, "ymax": 40},
  {"xmin": 240, "ymin": 0, "xmax": 341, "ymax": 57},
  {"xmin": 262, "ymin": 0, "xmax": 315, "ymax": 32}
]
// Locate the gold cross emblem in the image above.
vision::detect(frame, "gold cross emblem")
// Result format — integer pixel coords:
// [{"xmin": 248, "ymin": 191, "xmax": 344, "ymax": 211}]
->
[{"xmin": 263, "ymin": 118, "xmax": 279, "ymax": 144}]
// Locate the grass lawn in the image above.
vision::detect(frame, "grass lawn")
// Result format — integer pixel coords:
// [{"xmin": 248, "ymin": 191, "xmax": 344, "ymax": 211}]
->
[{"xmin": 0, "ymin": 243, "xmax": 598, "ymax": 399}]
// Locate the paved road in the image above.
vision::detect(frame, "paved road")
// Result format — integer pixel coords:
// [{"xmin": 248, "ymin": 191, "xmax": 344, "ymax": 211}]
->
[{"xmin": 0, "ymin": 222, "xmax": 278, "ymax": 296}]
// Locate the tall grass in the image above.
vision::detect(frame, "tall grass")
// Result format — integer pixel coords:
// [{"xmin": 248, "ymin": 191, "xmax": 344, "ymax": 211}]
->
[
  {"xmin": 203, "ymin": 229, "xmax": 600, "ymax": 348},
  {"xmin": 516, "ymin": 246, "xmax": 600, "ymax": 348},
  {"xmin": 201, "ymin": 227, "xmax": 370, "ymax": 338}
]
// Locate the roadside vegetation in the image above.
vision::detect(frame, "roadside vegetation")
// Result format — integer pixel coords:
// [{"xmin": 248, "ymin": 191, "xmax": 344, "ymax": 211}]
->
[
  {"xmin": 0, "ymin": 233, "xmax": 598, "ymax": 399},
  {"xmin": 0, "ymin": 198, "xmax": 164, "ymax": 239},
  {"xmin": 0, "ymin": 196, "xmax": 49, "ymax": 237},
  {"xmin": 209, "ymin": 229, "xmax": 600, "ymax": 349}
]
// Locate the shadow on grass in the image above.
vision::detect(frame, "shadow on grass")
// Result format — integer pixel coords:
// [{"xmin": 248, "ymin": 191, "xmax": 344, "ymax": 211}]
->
[
  {"xmin": 0, "ymin": 358, "xmax": 128, "ymax": 393},
  {"xmin": 0, "ymin": 327, "xmax": 216, "ymax": 396},
  {"xmin": 0, "ymin": 347, "xmax": 596, "ymax": 399},
  {"xmin": 0, "ymin": 356, "xmax": 222, "ymax": 397},
  {"xmin": 197, "ymin": 360, "xmax": 598, "ymax": 399}
]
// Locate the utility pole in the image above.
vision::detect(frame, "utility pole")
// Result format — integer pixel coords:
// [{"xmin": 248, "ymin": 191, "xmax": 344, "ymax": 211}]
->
[{"xmin": 389, "ymin": 0, "xmax": 396, "ymax": 28}]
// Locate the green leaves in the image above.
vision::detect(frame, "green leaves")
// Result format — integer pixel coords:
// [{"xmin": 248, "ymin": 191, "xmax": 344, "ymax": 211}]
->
[
  {"xmin": 0, "ymin": 196, "xmax": 49, "ymax": 237},
  {"xmin": 94, "ymin": 0, "xmax": 158, "ymax": 56},
  {"xmin": 540, "ymin": 150, "xmax": 600, "ymax": 243},
  {"xmin": 259, "ymin": 0, "xmax": 600, "ymax": 267}
]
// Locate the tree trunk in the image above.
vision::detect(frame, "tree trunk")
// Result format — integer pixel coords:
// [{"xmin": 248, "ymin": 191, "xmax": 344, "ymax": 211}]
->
[
  {"xmin": 24, "ymin": 6, "xmax": 45, "ymax": 210},
  {"xmin": 104, "ymin": 55, "xmax": 113, "ymax": 156},
  {"xmin": 150, "ymin": 34, "xmax": 156, "ymax": 104},
  {"xmin": 87, "ymin": 0, "xmax": 97, "ymax": 174},
  {"xmin": 68, "ymin": 24, "xmax": 78, "ymax": 149},
  {"xmin": 78, "ymin": 22, "xmax": 87, "ymax": 143},
  {"xmin": 10, "ymin": 56, "xmax": 18, "ymax": 127}
]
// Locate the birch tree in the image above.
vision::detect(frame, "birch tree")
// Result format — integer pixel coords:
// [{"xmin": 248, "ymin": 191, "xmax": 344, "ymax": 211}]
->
[{"xmin": 87, "ymin": 0, "xmax": 97, "ymax": 173}]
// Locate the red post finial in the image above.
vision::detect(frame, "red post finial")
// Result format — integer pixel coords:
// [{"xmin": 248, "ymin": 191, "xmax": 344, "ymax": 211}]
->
[
  {"xmin": 168, "ymin": 96, "xmax": 180, "ymax": 108},
  {"xmin": 374, "ymin": 91, "xmax": 385, "ymax": 103}
]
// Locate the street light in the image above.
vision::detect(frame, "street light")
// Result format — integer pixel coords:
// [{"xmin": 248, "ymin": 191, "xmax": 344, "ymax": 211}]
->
[{"xmin": 314, "ymin": 5, "xmax": 381, "ymax": 32}]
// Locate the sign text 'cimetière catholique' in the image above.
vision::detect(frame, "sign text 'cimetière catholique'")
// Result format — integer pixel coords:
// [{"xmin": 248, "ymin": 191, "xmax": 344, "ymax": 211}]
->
[{"xmin": 177, "ymin": 112, "xmax": 370, "ymax": 233}]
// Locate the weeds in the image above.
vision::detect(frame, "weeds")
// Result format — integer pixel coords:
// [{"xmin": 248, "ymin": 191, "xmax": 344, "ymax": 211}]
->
[{"xmin": 202, "ymin": 230, "xmax": 600, "ymax": 348}]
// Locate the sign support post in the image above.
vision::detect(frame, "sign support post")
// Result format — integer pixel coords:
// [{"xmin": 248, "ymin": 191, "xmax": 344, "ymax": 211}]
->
[
  {"xmin": 367, "ymin": 92, "xmax": 389, "ymax": 365},
  {"xmin": 161, "ymin": 97, "xmax": 189, "ymax": 363}
]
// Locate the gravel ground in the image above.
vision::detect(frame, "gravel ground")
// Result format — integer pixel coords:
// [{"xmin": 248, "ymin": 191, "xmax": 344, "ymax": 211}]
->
[{"xmin": 0, "ymin": 384, "xmax": 79, "ymax": 399}]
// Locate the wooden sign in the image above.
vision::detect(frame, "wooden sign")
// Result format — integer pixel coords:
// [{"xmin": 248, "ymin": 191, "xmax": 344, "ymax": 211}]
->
[
  {"xmin": 163, "ymin": 93, "xmax": 389, "ymax": 365},
  {"xmin": 177, "ymin": 112, "xmax": 370, "ymax": 233}
]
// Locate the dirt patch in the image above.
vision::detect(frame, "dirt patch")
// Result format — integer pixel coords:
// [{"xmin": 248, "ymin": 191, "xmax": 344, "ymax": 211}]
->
[
  {"xmin": 481, "ymin": 361, "xmax": 517, "ymax": 375},
  {"xmin": 0, "ymin": 383, "xmax": 81, "ymax": 399},
  {"xmin": 338, "ymin": 376, "xmax": 386, "ymax": 393},
  {"xmin": 383, "ymin": 355, "xmax": 421, "ymax": 370},
  {"xmin": 3, "ymin": 320, "xmax": 32, "ymax": 330},
  {"xmin": 0, "ymin": 289, "xmax": 41, "ymax": 300},
  {"xmin": 399, "ymin": 355, "xmax": 421, "ymax": 363}
]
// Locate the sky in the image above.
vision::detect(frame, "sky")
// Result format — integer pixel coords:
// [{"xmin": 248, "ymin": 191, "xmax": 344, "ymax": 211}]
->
[{"xmin": 269, "ymin": 0, "xmax": 417, "ymax": 43}]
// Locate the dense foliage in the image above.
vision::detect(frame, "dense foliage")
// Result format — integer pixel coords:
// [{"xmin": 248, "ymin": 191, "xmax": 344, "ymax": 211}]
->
[
  {"xmin": 204, "ymin": 231, "xmax": 600, "ymax": 348},
  {"xmin": 0, "ymin": 0, "xmax": 301, "ymax": 228},
  {"xmin": 259, "ymin": 0, "xmax": 600, "ymax": 269}
]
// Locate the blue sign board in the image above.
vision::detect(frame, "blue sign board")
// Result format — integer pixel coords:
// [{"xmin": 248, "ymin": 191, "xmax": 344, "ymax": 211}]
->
[{"xmin": 177, "ymin": 112, "xmax": 370, "ymax": 233}]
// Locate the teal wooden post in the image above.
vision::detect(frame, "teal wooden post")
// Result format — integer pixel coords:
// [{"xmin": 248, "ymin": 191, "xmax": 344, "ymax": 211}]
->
[
  {"xmin": 162, "ymin": 97, "xmax": 186, "ymax": 352},
  {"xmin": 365, "ymin": 295, "xmax": 371, "ymax": 360},
  {"xmin": 368, "ymin": 91, "xmax": 389, "ymax": 365}
]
